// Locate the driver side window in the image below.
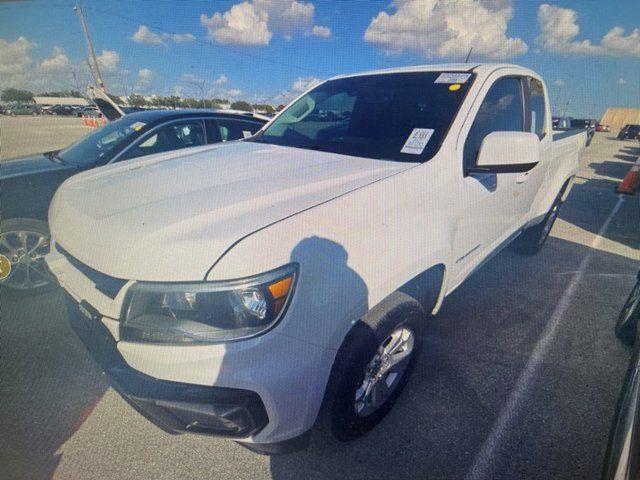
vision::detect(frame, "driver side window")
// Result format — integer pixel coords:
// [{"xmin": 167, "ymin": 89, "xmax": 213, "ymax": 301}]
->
[{"xmin": 463, "ymin": 77, "xmax": 525, "ymax": 171}]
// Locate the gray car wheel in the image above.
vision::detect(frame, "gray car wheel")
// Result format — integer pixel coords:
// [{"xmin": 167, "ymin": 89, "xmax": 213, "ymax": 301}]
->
[{"xmin": 0, "ymin": 218, "xmax": 56, "ymax": 293}]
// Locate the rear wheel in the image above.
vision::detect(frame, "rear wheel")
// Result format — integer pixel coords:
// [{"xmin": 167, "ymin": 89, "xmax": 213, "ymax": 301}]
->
[
  {"xmin": 320, "ymin": 292, "xmax": 424, "ymax": 441},
  {"xmin": 0, "ymin": 218, "xmax": 56, "ymax": 294},
  {"xmin": 514, "ymin": 193, "xmax": 562, "ymax": 256}
]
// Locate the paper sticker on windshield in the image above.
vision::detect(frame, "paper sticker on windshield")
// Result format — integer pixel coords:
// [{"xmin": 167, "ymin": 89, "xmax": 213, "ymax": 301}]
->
[
  {"xmin": 130, "ymin": 121, "xmax": 146, "ymax": 131},
  {"xmin": 401, "ymin": 128, "xmax": 434, "ymax": 155},
  {"xmin": 435, "ymin": 73, "xmax": 471, "ymax": 84},
  {"xmin": 242, "ymin": 130, "xmax": 253, "ymax": 138}
]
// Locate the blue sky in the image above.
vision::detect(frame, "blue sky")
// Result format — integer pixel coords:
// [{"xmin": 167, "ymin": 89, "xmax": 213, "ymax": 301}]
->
[{"xmin": 1, "ymin": 0, "xmax": 638, "ymax": 118}]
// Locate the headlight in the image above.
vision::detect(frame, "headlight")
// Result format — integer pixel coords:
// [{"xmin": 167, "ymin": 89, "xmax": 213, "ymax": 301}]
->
[{"xmin": 120, "ymin": 264, "xmax": 297, "ymax": 344}]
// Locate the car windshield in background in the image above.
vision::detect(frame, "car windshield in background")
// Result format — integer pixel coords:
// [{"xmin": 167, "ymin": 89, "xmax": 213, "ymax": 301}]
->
[
  {"xmin": 255, "ymin": 72, "xmax": 474, "ymax": 162},
  {"xmin": 57, "ymin": 116, "xmax": 147, "ymax": 166}
]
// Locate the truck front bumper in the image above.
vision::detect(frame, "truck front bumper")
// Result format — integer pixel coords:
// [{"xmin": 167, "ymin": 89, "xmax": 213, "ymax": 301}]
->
[{"xmin": 65, "ymin": 294, "xmax": 269, "ymax": 439}]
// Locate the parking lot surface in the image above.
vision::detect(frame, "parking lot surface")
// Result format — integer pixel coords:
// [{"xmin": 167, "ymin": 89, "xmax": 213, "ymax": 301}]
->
[
  {"xmin": 1, "ymin": 116, "xmax": 92, "ymax": 161},
  {"xmin": 1, "ymin": 132, "xmax": 638, "ymax": 480}
]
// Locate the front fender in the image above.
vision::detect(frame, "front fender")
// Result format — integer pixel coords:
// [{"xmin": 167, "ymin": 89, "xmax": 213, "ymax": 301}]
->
[{"xmin": 207, "ymin": 165, "xmax": 454, "ymax": 351}]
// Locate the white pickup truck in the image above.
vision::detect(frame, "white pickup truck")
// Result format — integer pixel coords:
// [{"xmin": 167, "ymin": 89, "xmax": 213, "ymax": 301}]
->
[{"xmin": 46, "ymin": 63, "xmax": 586, "ymax": 454}]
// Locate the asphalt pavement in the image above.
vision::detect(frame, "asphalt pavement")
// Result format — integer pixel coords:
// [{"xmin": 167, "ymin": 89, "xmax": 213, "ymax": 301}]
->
[
  {"xmin": 1, "ymin": 133, "xmax": 638, "ymax": 480},
  {"xmin": 1, "ymin": 116, "xmax": 92, "ymax": 161}
]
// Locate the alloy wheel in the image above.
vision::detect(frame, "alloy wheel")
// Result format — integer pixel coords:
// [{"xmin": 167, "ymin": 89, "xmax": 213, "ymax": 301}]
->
[
  {"xmin": 354, "ymin": 326, "xmax": 415, "ymax": 417},
  {"xmin": 0, "ymin": 230, "xmax": 53, "ymax": 290}
]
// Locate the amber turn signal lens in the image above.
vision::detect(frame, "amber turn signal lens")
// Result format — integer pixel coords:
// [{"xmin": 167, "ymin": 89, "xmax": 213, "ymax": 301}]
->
[{"xmin": 268, "ymin": 276, "xmax": 293, "ymax": 315}]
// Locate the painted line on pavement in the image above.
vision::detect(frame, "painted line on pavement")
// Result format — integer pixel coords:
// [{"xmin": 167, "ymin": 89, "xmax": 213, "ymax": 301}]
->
[{"xmin": 464, "ymin": 195, "xmax": 626, "ymax": 480}]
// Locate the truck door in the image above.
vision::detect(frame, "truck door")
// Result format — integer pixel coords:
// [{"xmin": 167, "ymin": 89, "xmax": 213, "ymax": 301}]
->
[
  {"xmin": 519, "ymin": 77, "xmax": 552, "ymax": 222},
  {"xmin": 450, "ymin": 75, "xmax": 534, "ymax": 284}
]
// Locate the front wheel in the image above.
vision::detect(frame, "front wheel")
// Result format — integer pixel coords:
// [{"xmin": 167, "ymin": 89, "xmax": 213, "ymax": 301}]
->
[
  {"xmin": 320, "ymin": 292, "xmax": 424, "ymax": 441},
  {"xmin": 0, "ymin": 218, "xmax": 56, "ymax": 294}
]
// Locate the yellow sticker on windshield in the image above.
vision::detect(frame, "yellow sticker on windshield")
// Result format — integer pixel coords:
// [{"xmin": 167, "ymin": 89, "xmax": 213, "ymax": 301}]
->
[{"xmin": 449, "ymin": 84, "xmax": 461, "ymax": 91}]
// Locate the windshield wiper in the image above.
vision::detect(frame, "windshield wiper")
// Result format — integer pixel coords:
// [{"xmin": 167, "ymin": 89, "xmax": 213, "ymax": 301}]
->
[
  {"xmin": 44, "ymin": 150, "xmax": 69, "ymax": 166},
  {"xmin": 248, "ymin": 134, "xmax": 270, "ymax": 144}
]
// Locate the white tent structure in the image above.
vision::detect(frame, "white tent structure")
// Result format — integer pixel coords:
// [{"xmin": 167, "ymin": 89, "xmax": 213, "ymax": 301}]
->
[{"xmin": 33, "ymin": 96, "xmax": 88, "ymax": 106}]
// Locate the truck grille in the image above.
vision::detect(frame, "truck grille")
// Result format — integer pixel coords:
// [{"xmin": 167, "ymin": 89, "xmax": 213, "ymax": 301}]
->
[{"xmin": 55, "ymin": 243, "xmax": 127, "ymax": 299}]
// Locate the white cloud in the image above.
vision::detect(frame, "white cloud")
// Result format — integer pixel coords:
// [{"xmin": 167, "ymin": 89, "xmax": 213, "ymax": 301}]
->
[
  {"xmin": 39, "ymin": 46, "xmax": 70, "ymax": 71},
  {"xmin": 213, "ymin": 74, "xmax": 228, "ymax": 85},
  {"xmin": 165, "ymin": 32, "xmax": 196, "ymax": 43},
  {"xmin": 0, "ymin": 36, "xmax": 35, "ymax": 76},
  {"xmin": 292, "ymin": 76, "xmax": 321, "ymax": 92},
  {"xmin": 96, "ymin": 49, "xmax": 119, "ymax": 72},
  {"xmin": 617, "ymin": 78, "xmax": 626, "ymax": 85},
  {"xmin": 553, "ymin": 79, "xmax": 565, "ymax": 87},
  {"xmin": 364, "ymin": 0, "xmax": 528, "ymax": 59},
  {"xmin": 311, "ymin": 25, "xmax": 331, "ymax": 38},
  {"xmin": 226, "ymin": 88, "xmax": 242, "ymax": 97},
  {"xmin": 132, "ymin": 25, "xmax": 196, "ymax": 45},
  {"xmin": 132, "ymin": 25, "xmax": 163, "ymax": 45},
  {"xmin": 138, "ymin": 68, "xmax": 153, "ymax": 80},
  {"xmin": 200, "ymin": 0, "xmax": 320, "ymax": 45},
  {"xmin": 537, "ymin": 4, "xmax": 640, "ymax": 57}
]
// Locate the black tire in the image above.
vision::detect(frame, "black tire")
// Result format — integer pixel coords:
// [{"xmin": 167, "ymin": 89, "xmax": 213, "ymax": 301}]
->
[
  {"xmin": 0, "ymin": 218, "xmax": 57, "ymax": 294},
  {"xmin": 514, "ymin": 192, "xmax": 563, "ymax": 256},
  {"xmin": 320, "ymin": 292, "xmax": 425, "ymax": 441},
  {"xmin": 615, "ymin": 274, "xmax": 640, "ymax": 347}
]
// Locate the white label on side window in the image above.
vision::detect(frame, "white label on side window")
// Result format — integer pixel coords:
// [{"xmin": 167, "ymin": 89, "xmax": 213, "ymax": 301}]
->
[
  {"xmin": 401, "ymin": 128, "xmax": 434, "ymax": 155},
  {"xmin": 434, "ymin": 73, "xmax": 471, "ymax": 84},
  {"xmin": 242, "ymin": 130, "xmax": 253, "ymax": 138}
]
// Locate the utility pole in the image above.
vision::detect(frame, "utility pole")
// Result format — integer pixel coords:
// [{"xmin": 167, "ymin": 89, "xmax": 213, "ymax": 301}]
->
[
  {"xmin": 74, "ymin": 1, "xmax": 106, "ymax": 93},
  {"xmin": 561, "ymin": 91, "xmax": 572, "ymax": 118}
]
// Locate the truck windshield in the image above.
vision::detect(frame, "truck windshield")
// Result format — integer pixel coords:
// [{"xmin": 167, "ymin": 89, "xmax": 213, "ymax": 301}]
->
[
  {"xmin": 57, "ymin": 115, "xmax": 147, "ymax": 166},
  {"xmin": 254, "ymin": 71, "xmax": 474, "ymax": 162}
]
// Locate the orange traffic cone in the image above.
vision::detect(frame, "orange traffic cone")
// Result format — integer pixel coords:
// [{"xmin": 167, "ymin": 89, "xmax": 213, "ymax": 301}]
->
[
  {"xmin": 616, "ymin": 159, "xmax": 640, "ymax": 195},
  {"xmin": 82, "ymin": 114, "xmax": 88, "ymax": 126}
]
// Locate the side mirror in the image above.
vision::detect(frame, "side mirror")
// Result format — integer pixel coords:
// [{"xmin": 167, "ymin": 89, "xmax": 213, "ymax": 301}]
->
[{"xmin": 469, "ymin": 131, "xmax": 540, "ymax": 174}]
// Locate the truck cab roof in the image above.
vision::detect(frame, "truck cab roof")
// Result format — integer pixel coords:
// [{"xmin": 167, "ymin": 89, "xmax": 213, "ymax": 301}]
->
[{"xmin": 329, "ymin": 63, "xmax": 538, "ymax": 81}]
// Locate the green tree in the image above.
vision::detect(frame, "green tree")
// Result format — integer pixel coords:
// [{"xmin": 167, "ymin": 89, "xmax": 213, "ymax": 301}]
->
[
  {"xmin": 1, "ymin": 88, "xmax": 34, "ymax": 103},
  {"xmin": 230, "ymin": 100, "xmax": 252, "ymax": 112},
  {"xmin": 128, "ymin": 94, "xmax": 147, "ymax": 107}
]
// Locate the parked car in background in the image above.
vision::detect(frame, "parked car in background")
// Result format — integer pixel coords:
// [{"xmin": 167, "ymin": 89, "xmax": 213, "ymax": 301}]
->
[
  {"xmin": 6, "ymin": 104, "xmax": 42, "ymax": 116},
  {"xmin": 569, "ymin": 118, "xmax": 596, "ymax": 146},
  {"xmin": 76, "ymin": 106, "xmax": 100, "ymax": 117},
  {"xmin": 596, "ymin": 123, "xmax": 610, "ymax": 132},
  {"xmin": 552, "ymin": 116, "xmax": 571, "ymax": 130},
  {"xmin": 603, "ymin": 271, "xmax": 640, "ymax": 480},
  {"xmin": 0, "ymin": 109, "xmax": 267, "ymax": 292},
  {"xmin": 46, "ymin": 63, "xmax": 586, "ymax": 453},
  {"xmin": 618, "ymin": 124, "xmax": 640, "ymax": 140},
  {"xmin": 50, "ymin": 105, "xmax": 79, "ymax": 116}
]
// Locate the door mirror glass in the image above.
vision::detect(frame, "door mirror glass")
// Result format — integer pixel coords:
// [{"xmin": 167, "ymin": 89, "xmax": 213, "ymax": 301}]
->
[{"xmin": 472, "ymin": 131, "xmax": 540, "ymax": 173}]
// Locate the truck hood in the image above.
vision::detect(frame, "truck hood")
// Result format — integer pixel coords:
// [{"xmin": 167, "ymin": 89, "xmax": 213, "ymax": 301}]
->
[{"xmin": 49, "ymin": 142, "xmax": 414, "ymax": 281}]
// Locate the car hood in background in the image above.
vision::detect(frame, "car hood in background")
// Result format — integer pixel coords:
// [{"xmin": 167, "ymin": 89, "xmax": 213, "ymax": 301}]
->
[
  {"xmin": 0, "ymin": 153, "xmax": 75, "ymax": 180},
  {"xmin": 49, "ymin": 142, "xmax": 416, "ymax": 281}
]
